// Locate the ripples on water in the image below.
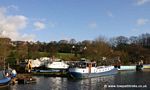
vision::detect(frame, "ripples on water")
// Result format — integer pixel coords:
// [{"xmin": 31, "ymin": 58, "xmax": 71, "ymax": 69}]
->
[{"xmin": 1, "ymin": 71, "xmax": 150, "ymax": 90}]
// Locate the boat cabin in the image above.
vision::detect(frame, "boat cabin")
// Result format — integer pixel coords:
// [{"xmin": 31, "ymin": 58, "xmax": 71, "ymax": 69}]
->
[{"xmin": 70, "ymin": 60, "xmax": 96, "ymax": 68}]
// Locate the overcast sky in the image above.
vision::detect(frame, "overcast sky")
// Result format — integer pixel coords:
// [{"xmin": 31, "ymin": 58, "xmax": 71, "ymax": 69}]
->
[{"xmin": 0, "ymin": 0, "xmax": 150, "ymax": 42}]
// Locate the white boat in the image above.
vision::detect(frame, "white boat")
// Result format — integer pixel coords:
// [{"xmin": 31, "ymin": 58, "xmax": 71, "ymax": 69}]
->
[
  {"xmin": 117, "ymin": 66, "xmax": 136, "ymax": 71},
  {"xmin": 143, "ymin": 64, "xmax": 150, "ymax": 69},
  {"xmin": 27, "ymin": 57, "xmax": 51, "ymax": 68},
  {"xmin": 114, "ymin": 60, "xmax": 144, "ymax": 71},
  {"xmin": 30, "ymin": 59, "xmax": 42, "ymax": 68},
  {"xmin": 68, "ymin": 59, "xmax": 117, "ymax": 79},
  {"xmin": 115, "ymin": 65, "xmax": 143, "ymax": 71},
  {"xmin": 46, "ymin": 59, "xmax": 69, "ymax": 70}
]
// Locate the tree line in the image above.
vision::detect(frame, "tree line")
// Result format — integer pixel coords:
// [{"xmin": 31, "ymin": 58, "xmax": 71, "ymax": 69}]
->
[{"xmin": 0, "ymin": 33, "xmax": 149, "ymax": 67}]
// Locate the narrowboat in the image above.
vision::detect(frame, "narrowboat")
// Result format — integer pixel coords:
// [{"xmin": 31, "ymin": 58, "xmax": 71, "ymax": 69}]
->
[{"xmin": 68, "ymin": 59, "xmax": 118, "ymax": 79}]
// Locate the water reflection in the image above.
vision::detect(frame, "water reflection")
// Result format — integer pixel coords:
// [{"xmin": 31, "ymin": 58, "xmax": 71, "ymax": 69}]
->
[
  {"xmin": 67, "ymin": 75, "xmax": 115, "ymax": 90},
  {"xmin": 115, "ymin": 71, "xmax": 150, "ymax": 85},
  {"xmin": 10, "ymin": 75, "xmax": 115, "ymax": 90},
  {"xmin": 9, "ymin": 71, "xmax": 150, "ymax": 90},
  {"xmin": 47, "ymin": 77, "xmax": 68, "ymax": 90},
  {"xmin": 0, "ymin": 86, "xmax": 11, "ymax": 90}
]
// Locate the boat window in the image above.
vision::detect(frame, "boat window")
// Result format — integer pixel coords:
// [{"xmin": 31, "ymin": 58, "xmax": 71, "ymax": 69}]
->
[
  {"xmin": 87, "ymin": 63, "xmax": 89, "ymax": 67},
  {"xmin": 81, "ymin": 63, "xmax": 86, "ymax": 68},
  {"xmin": 76, "ymin": 62, "xmax": 86, "ymax": 68},
  {"xmin": 87, "ymin": 63, "xmax": 93, "ymax": 67},
  {"xmin": 92, "ymin": 63, "xmax": 96, "ymax": 67}
]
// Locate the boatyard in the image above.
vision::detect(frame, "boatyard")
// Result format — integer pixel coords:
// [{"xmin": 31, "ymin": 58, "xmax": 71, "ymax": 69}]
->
[
  {"xmin": 0, "ymin": 38, "xmax": 150, "ymax": 89},
  {"xmin": 4, "ymin": 58, "xmax": 150, "ymax": 86},
  {"xmin": 0, "ymin": 0, "xmax": 150, "ymax": 90},
  {"xmin": 1, "ymin": 69, "xmax": 150, "ymax": 90}
]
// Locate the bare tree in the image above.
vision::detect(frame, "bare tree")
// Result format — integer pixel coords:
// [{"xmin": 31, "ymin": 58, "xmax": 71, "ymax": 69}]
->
[
  {"xmin": 69, "ymin": 38, "xmax": 76, "ymax": 44},
  {"xmin": 82, "ymin": 37, "xmax": 112, "ymax": 65}
]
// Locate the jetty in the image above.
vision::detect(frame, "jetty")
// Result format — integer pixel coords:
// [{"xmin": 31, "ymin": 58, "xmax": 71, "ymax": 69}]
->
[
  {"xmin": 31, "ymin": 70, "xmax": 68, "ymax": 77},
  {"xmin": 11, "ymin": 74, "xmax": 36, "ymax": 84}
]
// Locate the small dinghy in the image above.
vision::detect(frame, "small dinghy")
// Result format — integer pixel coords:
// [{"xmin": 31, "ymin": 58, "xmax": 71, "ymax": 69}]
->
[{"xmin": 0, "ymin": 70, "xmax": 11, "ymax": 86}]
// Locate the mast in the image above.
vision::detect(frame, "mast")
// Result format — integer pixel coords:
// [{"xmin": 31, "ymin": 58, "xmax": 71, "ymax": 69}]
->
[{"xmin": 4, "ymin": 57, "xmax": 5, "ymax": 70}]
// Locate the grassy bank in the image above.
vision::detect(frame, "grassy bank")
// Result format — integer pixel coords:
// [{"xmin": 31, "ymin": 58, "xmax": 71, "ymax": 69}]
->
[{"xmin": 57, "ymin": 53, "xmax": 80, "ymax": 61}]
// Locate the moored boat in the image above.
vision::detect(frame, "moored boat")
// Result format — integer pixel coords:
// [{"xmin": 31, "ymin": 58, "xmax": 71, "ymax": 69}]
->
[
  {"xmin": 68, "ymin": 59, "xmax": 117, "ymax": 79},
  {"xmin": 115, "ymin": 65, "xmax": 144, "ymax": 71},
  {"xmin": 46, "ymin": 59, "xmax": 69, "ymax": 70},
  {"xmin": 143, "ymin": 64, "xmax": 150, "ymax": 69},
  {"xmin": 0, "ymin": 71, "xmax": 11, "ymax": 86},
  {"xmin": 114, "ymin": 60, "xmax": 144, "ymax": 71},
  {"xmin": 116, "ymin": 65, "xmax": 136, "ymax": 71}
]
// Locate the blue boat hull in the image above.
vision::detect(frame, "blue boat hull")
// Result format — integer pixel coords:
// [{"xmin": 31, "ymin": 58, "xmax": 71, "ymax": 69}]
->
[
  {"xmin": 0, "ymin": 77, "xmax": 11, "ymax": 86},
  {"xmin": 69, "ymin": 68, "xmax": 118, "ymax": 79}
]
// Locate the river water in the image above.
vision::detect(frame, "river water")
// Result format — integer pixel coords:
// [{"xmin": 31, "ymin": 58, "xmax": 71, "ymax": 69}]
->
[{"xmin": 2, "ymin": 70, "xmax": 150, "ymax": 90}]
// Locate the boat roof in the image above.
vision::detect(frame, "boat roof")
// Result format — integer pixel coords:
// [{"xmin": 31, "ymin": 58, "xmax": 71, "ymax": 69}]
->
[{"xmin": 77, "ymin": 58, "xmax": 96, "ymax": 64}]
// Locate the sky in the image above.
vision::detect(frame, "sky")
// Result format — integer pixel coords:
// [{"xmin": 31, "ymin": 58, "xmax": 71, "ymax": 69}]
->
[{"xmin": 0, "ymin": 0, "xmax": 150, "ymax": 42}]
